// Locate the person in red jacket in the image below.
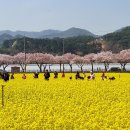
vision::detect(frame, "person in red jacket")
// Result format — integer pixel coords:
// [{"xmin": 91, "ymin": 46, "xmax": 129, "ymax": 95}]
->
[
  {"xmin": 62, "ymin": 72, "xmax": 65, "ymax": 77},
  {"xmin": 22, "ymin": 74, "xmax": 26, "ymax": 79}
]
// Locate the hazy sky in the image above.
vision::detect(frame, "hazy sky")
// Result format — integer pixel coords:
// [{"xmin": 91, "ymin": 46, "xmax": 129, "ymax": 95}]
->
[{"xmin": 0, "ymin": 0, "xmax": 130, "ymax": 35}]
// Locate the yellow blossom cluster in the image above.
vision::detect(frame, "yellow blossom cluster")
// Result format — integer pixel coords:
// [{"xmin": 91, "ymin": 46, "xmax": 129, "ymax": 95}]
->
[{"xmin": 0, "ymin": 73, "xmax": 130, "ymax": 130}]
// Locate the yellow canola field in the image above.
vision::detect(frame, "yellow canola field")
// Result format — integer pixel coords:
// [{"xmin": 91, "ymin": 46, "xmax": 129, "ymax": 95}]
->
[{"xmin": 0, "ymin": 73, "xmax": 130, "ymax": 130}]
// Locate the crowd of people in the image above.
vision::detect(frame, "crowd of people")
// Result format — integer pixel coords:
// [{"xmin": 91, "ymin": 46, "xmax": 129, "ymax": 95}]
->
[{"xmin": 0, "ymin": 70, "xmax": 116, "ymax": 82}]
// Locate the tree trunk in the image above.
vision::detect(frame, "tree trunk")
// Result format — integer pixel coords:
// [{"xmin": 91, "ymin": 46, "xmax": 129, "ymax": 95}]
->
[
  {"xmin": 36, "ymin": 63, "xmax": 43, "ymax": 72},
  {"xmin": 104, "ymin": 62, "xmax": 109, "ymax": 72},
  {"xmin": 60, "ymin": 63, "xmax": 61, "ymax": 72},
  {"xmin": 2, "ymin": 64, "xmax": 8, "ymax": 71},
  {"xmin": 43, "ymin": 64, "xmax": 47, "ymax": 72},
  {"xmin": 120, "ymin": 63, "xmax": 126, "ymax": 71},
  {"xmin": 24, "ymin": 64, "xmax": 27, "ymax": 72},
  {"xmin": 120, "ymin": 64, "xmax": 123, "ymax": 70},
  {"xmin": 63, "ymin": 64, "xmax": 65, "ymax": 72},
  {"xmin": 20, "ymin": 64, "xmax": 25, "ymax": 72},
  {"xmin": 69, "ymin": 64, "xmax": 72, "ymax": 73},
  {"xmin": 77, "ymin": 64, "xmax": 84, "ymax": 72},
  {"xmin": 91, "ymin": 62, "xmax": 94, "ymax": 72},
  {"xmin": 49, "ymin": 64, "xmax": 52, "ymax": 72},
  {"xmin": 107, "ymin": 63, "xmax": 109, "ymax": 71},
  {"xmin": 123, "ymin": 65, "xmax": 126, "ymax": 71},
  {"xmin": 104, "ymin": 62, "xmax": 107, "ymax": 72},
  {"xmin": 39, "ymin": 64, "xmax": 42, "ymax": 72},
  {"xmin": 81, "ymin": 66, "xmax": 83, "ymax": 72}
]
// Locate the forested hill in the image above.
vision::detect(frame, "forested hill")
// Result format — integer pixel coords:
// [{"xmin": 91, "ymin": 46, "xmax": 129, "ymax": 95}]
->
[
  {"xmin": 0, "ymin": 26, "xmax": 130, "ymax": 55},
  {"xmin": 103, "ymin": 26, "xmax": 130, "ymax": 52},
  {"xmin": 0, "ymin": 27, "xmax": 96, "ymax": 40},
  {"xmin": 0, "ymin": 36, "xmax": 102, "ymax": 55}
]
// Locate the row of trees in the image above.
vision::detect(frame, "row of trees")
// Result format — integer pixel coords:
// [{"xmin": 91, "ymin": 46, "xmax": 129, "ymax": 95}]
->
[
  {"xmin": 1, "ymin": 36, "xmax": 98, "ymax": 55},
  {"xmin": 0, "ymin": 49, "xmax": 130, "ymax": 72}
]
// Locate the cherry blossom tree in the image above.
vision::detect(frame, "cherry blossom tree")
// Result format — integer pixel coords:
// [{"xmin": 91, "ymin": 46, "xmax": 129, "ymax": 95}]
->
[
  {"xmin": 41, "ymin": 53, "xmax": 54, "ymax": 72},
  {"xmin": 72, "ymin": 56, "xmax": 85, "ymax": 72},
  {"xmin": 95, "ymin": 51, "xmax": 113, "ymax": 71},
  {"xmin": 53, "ymin": 55, "xmax": 67, "ymax": 72},
  {"xmin": 62, "ymin": 53, "xmax": 77, "ymax": 72},
  {"xmin": 28, "ymin": 53, "xmax": 54, "ymax": 72},
  {"xmin": 1, "ymin": 49, "xmax": 130, "ymax": 73},
  {"xmin": 28, "ymin": 53, "xmax": 43, "ymax": 72},
  {"xmin": 13, "ymin": 53, "xmax": 31, "ymax": 72},
  {"xmin": 0, "ymin": 54, "xmax": 14, "ymax": 71},
  {"xmin": 84, "ymin": 53, "xmax": 96, "ymax": 72},
  {"xmin": 114, "ymin": 49, "xmax": 130, "ymax": 71}
]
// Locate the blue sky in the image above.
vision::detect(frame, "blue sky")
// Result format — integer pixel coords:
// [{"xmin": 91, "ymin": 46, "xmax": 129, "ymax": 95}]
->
[{"xmin": 0, "ymin": 0, "xmax": 130, "ymax": 35}]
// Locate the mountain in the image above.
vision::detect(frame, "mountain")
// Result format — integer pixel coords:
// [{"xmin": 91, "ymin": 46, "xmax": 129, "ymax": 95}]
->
[
  {"xmin": 43, "ymin": 27, "xmax": 96, "ymax": 38},
  {"xmin": 1, "ymin": 26, "xmax": 130, "ymax": 54},
  {"xmin": 115, "ymin": 26, "xmax": 130, "ymax": 33},
  {"xmin": 0, "ymin": 28, "xmax": 96, "ymax": 45},
  {"xmin": 14, "ymin": 34, "xmax": 24, "ymax": 39},
  {"xmin": 0, "ymin": 28, "xmax": 95, "ymax": 39},
  {"xmin": 41, "ymin": 29, "xmax": 61, "ymax": 36},
  {"xmin": 0, "ymin": 30, "xmax": 14, "ymax": 36},
  {"xmin": 0, "ymin": 33, "xmax": 14, "ymax": 44},
  {"xmin": 0, "ymin": 30, "xmax": 61, "ymax": 38},
  {"xmin": 14, "ymin": 30, "xmax": 61, "ymax": 38},
  {"xmin": 102, "ymin": 26, "xmax": 130, "ymax": 52}
]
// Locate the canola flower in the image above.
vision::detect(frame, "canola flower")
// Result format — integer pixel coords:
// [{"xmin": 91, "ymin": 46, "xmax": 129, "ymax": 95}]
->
[{"xmin": 0, "ymin": 73, "xmax": 130, "ymax": 130}]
